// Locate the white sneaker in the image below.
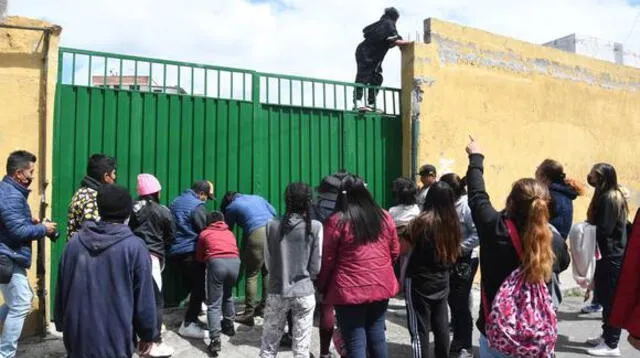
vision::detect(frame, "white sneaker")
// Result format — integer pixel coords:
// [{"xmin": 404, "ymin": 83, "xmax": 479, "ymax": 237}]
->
[
  {"xmin": 587, "ymin": 342, "xmax": 621, "ymax": 357},
  {"xmin": 178, "ymin": 322, "xmax": 207, "ymax": 339},
  {"xmin": 586, "ymin": 335, "xmax": 604, "ymax": 346},
  {"xmin": 147, "ymin": 342, "xmax": 174, "ymax": 357}
]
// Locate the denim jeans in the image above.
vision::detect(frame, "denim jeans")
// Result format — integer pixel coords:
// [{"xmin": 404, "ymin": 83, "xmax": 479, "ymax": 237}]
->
[
  {"xmin": 0, "ymin": 265, "xmax": 33, "ymax": 358},
  {"xmin": 335, "ymin": 300, "xmax": 389, "ymax": 358},
  {"xmin": 206, "ymin": 258, "xmax": 240, "ymax": 340},
  {"xmin": 479, "ymin": 335, "xmax": 513, "ymax": 358}
]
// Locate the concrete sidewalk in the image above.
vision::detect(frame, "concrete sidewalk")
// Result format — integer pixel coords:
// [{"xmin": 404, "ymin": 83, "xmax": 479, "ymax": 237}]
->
[{"xmin": 17, "ymin": 290, "xmax": 636, "ymax": 357}]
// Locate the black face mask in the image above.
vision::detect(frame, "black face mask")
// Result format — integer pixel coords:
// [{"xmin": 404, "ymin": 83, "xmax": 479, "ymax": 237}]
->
[
  {"xmin": 21, "ymin": 175, "xmax": 33, "ymax": 188},
  {"xmin": 587, "ymin": 176, "xmax": 598, "ymax": 188}
]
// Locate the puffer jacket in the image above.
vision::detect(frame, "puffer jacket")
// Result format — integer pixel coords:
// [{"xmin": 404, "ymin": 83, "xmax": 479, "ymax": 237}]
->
[
  {"xmin": 129, "ymin": 199, "xmax": 176, "ymax": 259},
  {"xmin": 0, "ymin": 176, "xmax": 47, "ymax": 268},
  {"xmin": 549, "ymin": 182, "xmax": 578, "ymax": 239},
  {"xmin": 316, "ymin": 211, "xmax": 400, "ymax": 305},
  {"xmin": 67, "ymin": 176, "xmax": 102, "ymax": 240}
]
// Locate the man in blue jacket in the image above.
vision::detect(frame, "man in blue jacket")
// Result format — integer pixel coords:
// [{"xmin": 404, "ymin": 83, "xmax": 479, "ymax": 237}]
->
[
  {"xmin": 168, "ymin": 180, "xmax": 214, "ymax": 339},
  {"xmin": 0, "ymin": 150, "xmax": 56, "ymax": 357},
  {"xmin": 221, "ymin": 192, "xmax": 276, "ymax": 326},
  {"xmin": 54, "ymin": 184, "xmax": 157, "ymax": 358}
]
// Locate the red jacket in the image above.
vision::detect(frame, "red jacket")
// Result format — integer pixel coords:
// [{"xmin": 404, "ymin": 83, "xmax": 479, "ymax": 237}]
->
[
  {"xmin": 196, "ymin": 222, "xmax": 239, "ymax": 262},
  {"xmin": 317, "ymin": 211, "xmax": 400, "ymax": 305},
  {"xmin": 610, "ymin": 209, "xmax": 640, "ymax": 337}
]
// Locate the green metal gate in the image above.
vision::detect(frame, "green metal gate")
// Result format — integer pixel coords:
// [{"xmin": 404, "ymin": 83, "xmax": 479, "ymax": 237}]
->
[{"xmin": 51, "ymin": 48, "xmax": 403, "ymax": 308}]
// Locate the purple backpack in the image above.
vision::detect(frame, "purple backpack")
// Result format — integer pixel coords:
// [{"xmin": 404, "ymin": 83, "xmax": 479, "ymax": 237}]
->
[{"xmin": 482, "ymin": 219, "xmax": 558, "ymax": 357}]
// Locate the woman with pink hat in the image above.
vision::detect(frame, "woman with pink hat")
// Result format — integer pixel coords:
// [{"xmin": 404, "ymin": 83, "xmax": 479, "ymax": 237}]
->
[{"xmin": 129, "ymin": 173, "xmax": 176, "ymax": 357}]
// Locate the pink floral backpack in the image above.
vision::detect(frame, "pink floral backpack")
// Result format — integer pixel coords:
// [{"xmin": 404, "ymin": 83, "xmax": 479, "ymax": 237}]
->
[{"xmin": 482, "ymin": 219, "xmax": 558, "ymax": 357}]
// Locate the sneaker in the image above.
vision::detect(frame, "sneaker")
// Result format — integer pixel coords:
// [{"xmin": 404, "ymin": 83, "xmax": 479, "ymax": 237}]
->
[
  {"xmin": 208, "ymin": 339, "xmax": 221, "ymax": 357},
  {"xmin": 147, "ymin": 342, "xmax": 174, "ymax": 357},
  {"xmin": 280, "ymin": 332, "xmax": 293, "ymax": 347},
  {"xmin": 235, "ymin": 313, "xmax": 255, "ymax": 327},
  {"xmin": 358, "ymin": 106, "xmax": 373, "ymax": 112},
  {"xmin": 458, "ymin": 349, "xmax": 473, "ymax": 358},
  {"xmin": 586, "ymin": 336, "xmax": 605, "ymax": 347},
  {"xmin": 221, "ymin": 319, "xmax": 235, "ymax": 337},
  {"xmin": 582, "ymin": 304, "xmax": 604, "ymax": 314},
  {"xmin": 178, "ymin": 322, "xmax": 207, "ymax": 339},
  {"xmin": 587, "ymin": 342, "xmax": 621, "ymax": 356}
]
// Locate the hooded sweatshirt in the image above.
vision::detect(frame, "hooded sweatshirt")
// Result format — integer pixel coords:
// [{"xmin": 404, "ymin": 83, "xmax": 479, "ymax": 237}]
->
[
  {"xmin": 196, "ymin": 221, "xmax": 239, "ymax": 262},
  {"xmin": 357, "ymin": 15, "xmax": 402, "ymax": 67},
  {"xmin": 549, "ymin": 182, "xmax": 578, "ymax": 239},
  {"xmin": 265, "ymin": 214, "xmax": 322, "ymax": 297},
  {"xmin": 54, "ymin": 221, "xmax": 157, "ymax": 358}
]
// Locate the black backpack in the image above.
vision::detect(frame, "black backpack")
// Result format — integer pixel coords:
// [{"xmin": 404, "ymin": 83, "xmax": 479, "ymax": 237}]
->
[{"xmin": 313, "ymin": 171, "xmax": 349, "ymax": 223}]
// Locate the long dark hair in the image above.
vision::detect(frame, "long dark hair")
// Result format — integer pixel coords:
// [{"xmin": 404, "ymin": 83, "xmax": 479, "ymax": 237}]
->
[
  {"xmin": 587, "ymin": 163, "xmax": 628, "ymax": 224},
  {"xmin": 281, "ymin": 183, "xmax": 313, "ymax": 239},
  {"xmin": 392, "ymin": 177, "xmax": 417, "ymax": 206},
  {"xmin": 411, "ymin": 181, "xmax": 461, "ymax": 264},
  {"xmin": 439, "ymin": 173, "xmax": 466, "ymax": 201},
  {"xmin": 335, "ymin": 174, "xmax": 386, "ymax": 244},
  {"xmin": 506, "ymin": 179, "xmax": 555, "ymax": 283}
]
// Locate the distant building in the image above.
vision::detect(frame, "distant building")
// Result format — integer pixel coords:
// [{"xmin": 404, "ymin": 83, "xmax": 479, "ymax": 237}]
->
[
  {"xmin": 91, "ymin": 75, "xmax": 187, "ymax": 94},
  {"xmin": 543, "ymin": 34, "xmax": 640, "ymax": 68}
]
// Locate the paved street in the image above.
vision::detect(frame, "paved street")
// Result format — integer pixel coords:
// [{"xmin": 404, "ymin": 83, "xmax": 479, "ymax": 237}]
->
[{"xmin": 17, "ymin": 287, "xmax": 636, "ymax": 357}]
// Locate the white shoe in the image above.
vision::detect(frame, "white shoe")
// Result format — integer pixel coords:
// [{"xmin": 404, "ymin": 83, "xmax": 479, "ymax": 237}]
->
[
  {"xmin": 587, "ymin": 342, "xmax": 621, "ymax": 357},
  {"xmin": 586, "ymin": 335, "xmax": 604, "ymax": 346},
  {"xmin": 178, "ymin": 322, "xmax": 207, "ymax": 339},
  {"xmin": 200, "ymin": 302, "xmax": 207, "ymax": 316},
  {"xmin": 161, "ymin": 324, "xmax": 167, "ymax": 334},
  {"xmin": 147, "ymin": 342, "xmax": 174, "ymax": 357}
]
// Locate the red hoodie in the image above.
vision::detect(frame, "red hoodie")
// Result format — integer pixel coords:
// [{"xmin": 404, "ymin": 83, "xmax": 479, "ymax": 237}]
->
[{"xmin": 196, "ymin": 222, "xmax": 239, "ymax": 262}]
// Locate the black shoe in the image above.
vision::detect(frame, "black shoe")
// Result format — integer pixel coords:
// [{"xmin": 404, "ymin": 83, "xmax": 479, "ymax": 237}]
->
[
  {"xmin": 255, "ymin": 305, "xmax": 265, "ymax": 317},
  {"xmin": 221, "ymin": 319, "xmax": 235, "ymax": 337},
  {"xmin": 280, "ymin": 333, "xmax": 293, "ymax": 347},
  {"xmin": 234, "ymin": 313, "xmax": 255, "ymax": 327},
  {"xmin": 208, "ymin": 339, "xmax": 221, "ymax": 357}
]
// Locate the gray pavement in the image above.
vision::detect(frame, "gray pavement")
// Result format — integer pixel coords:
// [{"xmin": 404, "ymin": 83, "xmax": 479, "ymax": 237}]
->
[{"xmin": 16, "ymin": 286, "xmax": 636, "ymax": 357}]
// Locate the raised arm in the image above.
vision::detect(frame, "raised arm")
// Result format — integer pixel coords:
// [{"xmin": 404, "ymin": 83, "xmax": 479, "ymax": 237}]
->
[{"xmin": 465, "ymin": 139, "xmax": 500, "ymax": 227}]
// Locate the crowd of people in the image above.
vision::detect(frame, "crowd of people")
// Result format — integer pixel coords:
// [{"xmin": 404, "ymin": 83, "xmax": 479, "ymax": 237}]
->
[{"xmin": 0, "ymin": 138, "xmax": 638, "ymax": 358}]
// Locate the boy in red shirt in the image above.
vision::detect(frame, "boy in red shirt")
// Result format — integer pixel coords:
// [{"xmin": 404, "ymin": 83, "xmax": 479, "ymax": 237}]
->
[{"xmin": 196, "ymin": 212, "xmax": 240, "ymax": 357}]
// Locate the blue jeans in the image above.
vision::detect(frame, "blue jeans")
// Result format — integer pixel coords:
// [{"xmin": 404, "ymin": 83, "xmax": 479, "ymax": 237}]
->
[
  {"xmin": 335, "ymin": 300, "xmax": 389, "ymax": 358},
  {"xmin": 206, "ymin": 258, "xmax": 240, "ymax": 339},
  {"xmin": 479, "ymin": 335, "xmax": 513, "ymax": 358},
  {"xmin": 0, "ymin": 266, "xmax": 33, "ymax": 358}
]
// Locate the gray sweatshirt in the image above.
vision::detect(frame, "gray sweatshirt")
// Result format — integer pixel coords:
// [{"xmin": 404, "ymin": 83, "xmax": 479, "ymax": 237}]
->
[{"xmin": 264, "ymin": 214, "xmax": 322, "ymax": 297}]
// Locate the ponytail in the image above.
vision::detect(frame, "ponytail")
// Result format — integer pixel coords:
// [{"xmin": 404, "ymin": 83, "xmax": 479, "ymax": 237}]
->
[{"xmin": 522, "ymin": 198, "xmax": 555, "ymax": 284}]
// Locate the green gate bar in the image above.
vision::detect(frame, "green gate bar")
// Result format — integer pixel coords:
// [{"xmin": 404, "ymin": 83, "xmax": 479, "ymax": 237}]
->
[{"xmin": 51, "ymin": 47, "xmax": 403, "ymax": 310}]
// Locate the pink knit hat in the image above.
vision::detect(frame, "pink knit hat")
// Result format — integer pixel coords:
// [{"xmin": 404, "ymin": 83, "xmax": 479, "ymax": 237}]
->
[{"xmin": 137, "ymin": 174, "xmax": 162, "ymax": 196}]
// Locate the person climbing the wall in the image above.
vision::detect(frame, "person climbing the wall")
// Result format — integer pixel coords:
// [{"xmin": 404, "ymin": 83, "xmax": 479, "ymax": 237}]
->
[{"xmin": 353, "ymin": 7, "xmax": 411, "ymax": 111}]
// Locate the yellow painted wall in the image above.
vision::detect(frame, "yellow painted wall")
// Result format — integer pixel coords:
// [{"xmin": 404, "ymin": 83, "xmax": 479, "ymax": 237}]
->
[
  {"xmin": 0, "ymin": 16, "xmax": 61, "ymax": 336},
  {"xmin": 402, "ymin": 18, "xmax": 640, "ymax": 221}
]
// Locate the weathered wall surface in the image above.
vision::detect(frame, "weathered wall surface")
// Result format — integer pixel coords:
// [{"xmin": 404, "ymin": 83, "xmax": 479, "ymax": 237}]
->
[
  {"xmin": 0, "ymin": 16, "xmax": 60, "ymax": 336},
  {"xmin": 402, "ymin": 18, "xmax": 640, "ymax": 221}
]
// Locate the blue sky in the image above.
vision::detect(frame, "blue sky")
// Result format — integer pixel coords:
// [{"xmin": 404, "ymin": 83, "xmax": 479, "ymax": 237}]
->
[{"xmin": 9, "ymin": 0, "xmax": 640, "ymax": 88}]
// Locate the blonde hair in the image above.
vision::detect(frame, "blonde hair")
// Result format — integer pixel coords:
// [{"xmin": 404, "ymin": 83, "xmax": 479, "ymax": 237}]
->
[{"xmin": 507, "ymin": 179, "xmax": 555, "ymax": 283}]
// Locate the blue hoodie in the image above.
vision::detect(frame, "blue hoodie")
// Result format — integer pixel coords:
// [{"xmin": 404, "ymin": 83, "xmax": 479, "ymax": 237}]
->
[
  {"xmin": 54, "ymin": 221, "xmax": 156, "ymax": 358},
  {"xmin": 225, "ymin": 194, "xmax": 276, "ymax": 235},
  {"xmin": 549, "ymin": 182, "xmax": 578, "ymax": 239}
]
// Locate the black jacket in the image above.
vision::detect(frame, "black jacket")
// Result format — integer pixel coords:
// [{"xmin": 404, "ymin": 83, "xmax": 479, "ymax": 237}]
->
[
  {"xmin": 356, "ymin": 16, "xmax": 402, "ymax": 68},
  {"xmin": 549, "ymin": 182, "xmax": 578, "ymax": 239},
  {"xmin": 591, "ymin": 192, "xmax": 628, "ymax": 260},
  {"xmin": 466, "ymin": 154, "xmax": 570, "ymax": 335},
  {"xmin": 129, "ymin": 199, "xmax": 176, "ymax": 258}
]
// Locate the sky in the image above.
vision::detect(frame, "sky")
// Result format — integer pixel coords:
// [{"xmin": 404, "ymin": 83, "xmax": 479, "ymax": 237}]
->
[{"xmin": 8, "ymin": 0, "xmax": 640, "ymax": 88}]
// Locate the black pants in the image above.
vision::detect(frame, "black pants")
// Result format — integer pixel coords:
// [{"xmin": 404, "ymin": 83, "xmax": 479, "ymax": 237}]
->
[
  {"xmin": 171, "ymin": 253, "xmax": 206, "ymax": 323},
  {"xmin": 448, "ymin": 257, "xmax": 479, "ymax": 351},
  {"xmin": 354, "ymin": 44, "xmax": 383, "ymax": 106},
  {"xmin": 405, "ymin": 278, "xmax": 450, "ymax": 358},
  {"xmin": 595, "ymin": 258, "xmax": 623, "ymax": 348},
  {"xmin": 153, "ymin": 280, "xmax": 164, "ymax": 342}
]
